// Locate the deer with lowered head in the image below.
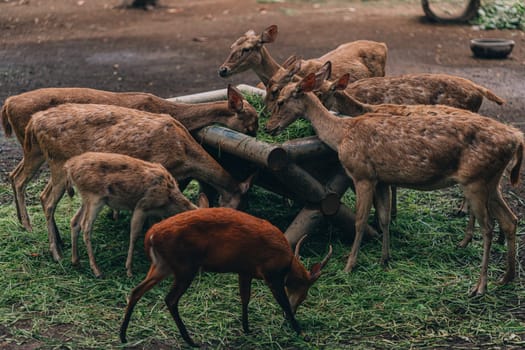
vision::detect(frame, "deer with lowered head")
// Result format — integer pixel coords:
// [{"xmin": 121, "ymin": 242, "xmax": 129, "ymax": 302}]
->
[
  {"xmin": 316, "ymin": 71, "xmax": 505, "ymax": 116},
  {"xmin": 119, "ymin": 210, "xmax": 332, "ymax": 347},
  {"xmin": 275, "ymin": 61, "xmax": 508, "ymax": 248},
  {"xmin": 19, "ymin": 103, "xmax": 253, "ymax": 262},
  {"xmin": 3, "ymin": 84, "xmax": 256, "ymax": 232},
  {"xmin": 218, "ymin": 24, "xmax": 387, "ymax": 86},
  {"xmin": 65, "ymin": 152, "xmax": 204, "ymax": 278},
  {"xmin": 264, "ymin": 62, "xmax": 523, "ymax": 296}
]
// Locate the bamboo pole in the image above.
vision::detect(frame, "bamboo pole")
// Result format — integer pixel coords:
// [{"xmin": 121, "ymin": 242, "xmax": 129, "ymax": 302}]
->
[{"xmin": 167, "ymin": 84, "xmax": 265, "ymax": 103}]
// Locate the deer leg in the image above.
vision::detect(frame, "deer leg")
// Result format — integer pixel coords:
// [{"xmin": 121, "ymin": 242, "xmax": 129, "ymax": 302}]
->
[
  {"xmin": 8, "ymin": 159, "xmax": 24, "ymax": 223},
  {"xmin": 239, "ymin": 273, "xmax": 253, "ymax": 333},
  {"xmin": 344, "ymin": 180, "xmax": 375, "ymax": 273},
  {"xmin": 463, "ymin": 183, "xmax": 492, "ymax": 297},
  {"xmin": 70, "ymin": 204, "xmax": 85, "ymax": 266},
  {"xmin": 390, "ymin": 185, "xmax": 397, "ymax": 220},
  {"xmin": 489, "ymin": 189, "xmax": 517, "ymax": 285},
  {"xmin": 40, "ymin": 170, "xmax": 67, "ymax": 261},
  {"xmin": 458, "ymin": 211, "xmax": 476, "ymax": 248},
  {"xmin": 126, "ymin": 208, "xmax": 147, "ymax": 277},
  {"xmin": 120, "ymin": 264, "xmax": 170, "ymax": 343},
  {"xmin": 266, "ymin": 273, "xmax": 302, "ymax": 336},
  {"xmin": 80, "ymin": 199, "xmax": 106, "ymax": 278},
  {"xmin": 165, "ymin": 269, "xmax": 199, "ymax": 348},
  {"xmin": 374, "ymin": 183, "xmax": 392, "ymax": 267},
  {"xmin": 10, "ymin": 154, "xmax": 46, "ymax": 232}
]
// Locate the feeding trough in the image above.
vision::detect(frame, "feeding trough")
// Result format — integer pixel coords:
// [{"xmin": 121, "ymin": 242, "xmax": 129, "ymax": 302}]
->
[{"xmin": 169, "ymin": 85, "xmax": 377, "ymax": 244}]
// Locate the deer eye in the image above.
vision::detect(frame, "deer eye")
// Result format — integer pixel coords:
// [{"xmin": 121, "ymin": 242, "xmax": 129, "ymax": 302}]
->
[{"xmin": 241, "ymin": 47, "xmax": 250, "ymax": 54}]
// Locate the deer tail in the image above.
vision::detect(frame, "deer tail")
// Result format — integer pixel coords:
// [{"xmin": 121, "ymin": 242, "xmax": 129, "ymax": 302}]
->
[
  {"xmin": 1, "ymin": 101, "xmax": 13, "ymax": 137},
  {"xmin": 477, "ymin": 85, "xmax": 505, "ymax": 105},
  {"xmin": 23, "ymin": 120, "xmax": 39, "ymax": 154}
]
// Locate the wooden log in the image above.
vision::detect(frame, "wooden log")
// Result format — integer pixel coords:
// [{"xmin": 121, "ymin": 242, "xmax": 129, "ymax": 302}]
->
[
  {"xmin": 196, "ymin": 125, "xmax": 288, "ymax": 171},
  {"xmin": 284, "ymin": 207, "xmax": 325, "ymax": 245},
  {"xmin": 281, "ymin": 136, "xmax": 334, "ymax": 161},
  {"xmin": 330, "ymin": 204, "xmax": 379, "ymax": 238},
  {"xmin": 275, "ymin": 163, "xmax": 341, "ymax": 215}
]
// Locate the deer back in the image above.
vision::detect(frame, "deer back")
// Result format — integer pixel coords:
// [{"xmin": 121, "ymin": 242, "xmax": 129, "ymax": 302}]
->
[{"xmin": 65, "ymin": 152, "xmax": 196, "ymax": 213}]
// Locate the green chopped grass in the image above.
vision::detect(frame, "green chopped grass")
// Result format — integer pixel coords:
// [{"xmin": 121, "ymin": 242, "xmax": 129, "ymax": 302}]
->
[{"xmin": 0, "ymin": 94, "xmax": 523, "ymax": 349}]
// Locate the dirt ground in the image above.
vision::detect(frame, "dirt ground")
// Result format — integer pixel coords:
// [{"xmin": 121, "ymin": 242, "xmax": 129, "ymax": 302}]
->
[
  {"xmin": 0, "ymin": 0, "xmax": 524, "ymax": 347},
  {"xmin": 2, "ymin": 1, "xmax": 524, "ymax": 233}
]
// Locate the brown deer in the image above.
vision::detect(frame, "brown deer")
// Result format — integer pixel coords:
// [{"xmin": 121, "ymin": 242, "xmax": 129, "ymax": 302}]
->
[
  {"xmin": 218, "ymin": 24, "xmax": 387, "ymax": 86},
  {"xmin": 277, "ymin": 62, "xmax": 507, "ymax": 248},
  {"xmin": 119, "ymin": 209, "xmax": 332, "ymax": 347},
  {"xmin": 1, "ymin": 84, "xmax": 258, "ymax": 145},
  {"xmin": 316, "ymin": 72, "xmax": 505, "ymax": 116},
  {"xmin": 18, "ymin": 104, "xmax": 252, "ymax": 261},
  {"xmin": 264, "ymin": 63, "xmax": 523, "ymax": 296},
  {"xmin": 3, "ymin": 84, "xmax": 256, "ymax": 231},
  {"xmin": 65, "ymin": 152, "xmax": 202, "ymax": 278}
]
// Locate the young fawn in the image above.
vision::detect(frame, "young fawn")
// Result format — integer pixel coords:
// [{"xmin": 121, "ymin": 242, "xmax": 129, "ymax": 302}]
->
[
  {"xmin": 65, "ymin": 152, "xmax": 199, "ymax": 277},
  {"xmin": 120, "ymin": 208, "xmax": 332, "ymax": 347},
  {"xmin": 264, "ymin": 62, "xmax": 523, "ymax": 296},
  {"xmin": 20, "ymin": 104, "xmax": 252, "ymax": 262}
]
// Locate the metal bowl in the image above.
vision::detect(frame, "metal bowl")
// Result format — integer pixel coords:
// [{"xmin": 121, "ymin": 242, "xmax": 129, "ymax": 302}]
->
[{"xmin": 470, "ymin": 38, "xmax": 515, "ymax": 59}]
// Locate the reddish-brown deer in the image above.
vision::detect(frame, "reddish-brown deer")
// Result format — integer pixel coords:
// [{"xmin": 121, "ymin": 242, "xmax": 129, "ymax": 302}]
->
[
  {"xmin": 1, "ymin": 85, "xmax": 257, "ymax": 228},
  {"xmin": 19, "ymin": 104, "xmax": 252, "ymax": 261},
  {"xmin": 218, "ymin": 24, "xmax": 387, "ymax": 86},
  {"xmin": 65, "ymin": 152, "xmax": 201, "ymax": 278},
  {"xmin": 119, "ymin": 209, "xmax": 332, "ymax": 347},
  {"xmin": 264, "ymin": 63, "xmax": 523, "ymax": 296}
]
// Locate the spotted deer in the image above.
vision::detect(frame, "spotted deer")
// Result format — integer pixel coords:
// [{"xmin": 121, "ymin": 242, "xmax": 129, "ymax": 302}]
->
[
  {"xmin": 3, "ymin": 84, "xmax": 256, "ymax": 231},
  {"xmin": 218, "ymin": 24, "xmax": 387, "ymax": 86},
  {"xmin": 264, "ymin": 63, "xmax": 523, "ymax": 296},
  {"xmin": 19, "ymin": 104, "xmax": 252, "ymax": 262},
  {"xmin": 65, "ymin": 152, "xmax": 204, "ymax": 277}
]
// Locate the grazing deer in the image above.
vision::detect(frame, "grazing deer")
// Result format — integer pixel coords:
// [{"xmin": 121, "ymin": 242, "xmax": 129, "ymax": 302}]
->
[
  {"xmin": 278, "ymin": 62, "xmax": 507, "ymax": 248},
  {"xmin": 218, "ymin": 24, "xmax": 387, "ymax": 86},
  {"xmin": 65, "ymin": 152, "xmax": 202, "ymax": 278},
  {"xmin": 18, "ymin": 104, "xmax": 252, "ymax": 262},
  {"xmin": 119, "ymin": 210, "xmax": 332, "ymax": 347},
  {"xmin": 264, "ymin": 63, "xmax": 523, "ymax": 296},
  {"xmin": 316, "ymin": 72, "xmax": 505, "ymax": 116},
  {"xmin": 3, "ymin": 84, "xmax": 256, "ymax": 231}
]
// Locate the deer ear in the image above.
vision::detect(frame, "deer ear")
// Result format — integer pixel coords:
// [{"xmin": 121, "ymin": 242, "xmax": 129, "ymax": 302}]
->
[
  {"xmin": 335, "ymin": 74, "xmax": 350, "ymax": 90},
  {"xmin": 260, "ymin": 24, "xmax": 278, "ymax": 44},
  {"xmin": 198, "ymin": 193, "xmax": 210, "ymax": 208},
  {"xmin": 240, "ymin": 172, "xmax": 257, "ymax": 194},
  {"xmin": 281, "ymin": 55, "xmax": 299, "ymax": 69},
  {"xmin": 309, "ymin": 263, "xmax": 322, "ymax": 282},
  {"xmin": 227, "ymin": 84, "xmax": 244, "ymax": 112},
  {"xmin": 298, "ymin": 73, "xmax": 317, "ymax": 93}
]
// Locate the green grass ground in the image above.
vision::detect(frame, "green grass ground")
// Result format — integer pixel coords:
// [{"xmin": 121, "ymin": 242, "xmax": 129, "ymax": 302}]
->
[{"xmin": 1, "ymin": 95, "xmax": 523, "ymax": 349}]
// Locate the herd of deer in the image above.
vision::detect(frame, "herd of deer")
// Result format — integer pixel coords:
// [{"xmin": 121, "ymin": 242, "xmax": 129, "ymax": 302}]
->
[{"xmin": 1, "ymin": 24, "xmax": 522, "ymax": 346}]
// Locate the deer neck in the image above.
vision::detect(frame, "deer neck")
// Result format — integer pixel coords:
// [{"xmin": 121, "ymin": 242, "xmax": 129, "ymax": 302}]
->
[
  {"xmin": 256, "ymin": 46, "xmax": 281, "ymax": 86},
  {"xmin": 303, "ymin": 93, "xmax": 346, "ymax": 150},
  {"xmin": 163, "ymin": 101, "xmax": 233, "ymax": 131},
  {"xmin": 337, "ymin": 92, "xmax": 372, "ymax": 116},
  {"xmin": 286, "ymin": 257, "xmax": 310, "ymax": 287}
]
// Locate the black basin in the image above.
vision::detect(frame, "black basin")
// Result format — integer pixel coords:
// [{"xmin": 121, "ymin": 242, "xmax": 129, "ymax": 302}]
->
[{"xmin": 470, "ymin": 38, "xmax": 515, "ymax": 59}]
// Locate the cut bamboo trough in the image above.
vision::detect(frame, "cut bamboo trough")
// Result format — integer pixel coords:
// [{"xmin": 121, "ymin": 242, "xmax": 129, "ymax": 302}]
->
[{"xmin": 172, "ymin": 85, "xmax": 377, "ymax": 244}]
